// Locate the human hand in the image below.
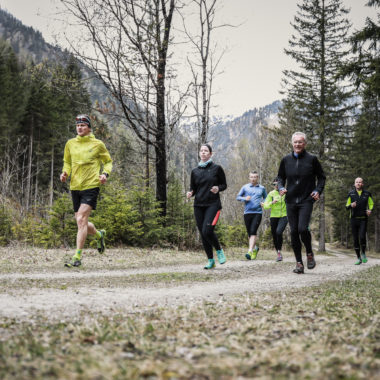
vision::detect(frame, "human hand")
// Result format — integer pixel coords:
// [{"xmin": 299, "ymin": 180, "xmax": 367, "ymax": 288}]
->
[
  {"xmin": 246, "ymin": 195, "xmax": 251, "ymax": 201},
  {"xmin": 311, "ymin": 191, "xmax": 320, "ymax": 201},
  {"xmin": 279, "ymin": 188, "xmax": 287, "ymax": 196},
  {"xmin": 367, "ymin": 209, "xmax": 371, "ymax": 216},
  {"xmin": 210, "ymin": 186, "xmax": 219, "ymax": 194},
  {"xmin": 351, "ymin": 201, "xmax": 357, "ymax": 208},
  {"xmin": 60, "ymin": 172, "xmax": 68, "ymax": 182},
  {"xmin": 272, "ymin": 199, "xmax": 278, "ymax": 204},
  {"xmin": 99, "ymin": 174, "xmax": 108, "ymax": 184},
  {"xmin": 186, "ymin": 191, "xmax": 193, "ymax": 199}
]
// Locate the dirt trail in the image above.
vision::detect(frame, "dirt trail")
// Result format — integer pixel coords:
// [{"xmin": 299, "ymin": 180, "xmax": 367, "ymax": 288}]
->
[{"xmin": 1, "ymin": 250, "xmax": 379, "ymax": 320}]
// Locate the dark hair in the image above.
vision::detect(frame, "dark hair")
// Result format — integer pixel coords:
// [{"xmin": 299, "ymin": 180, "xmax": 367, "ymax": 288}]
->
[
  {"xmin": 249, "ymin": 170, "xmax": 258, "ymax": 175},
  {"xmin": 200, "ymin": 143, "xmax": 212, "ymax": 153}
]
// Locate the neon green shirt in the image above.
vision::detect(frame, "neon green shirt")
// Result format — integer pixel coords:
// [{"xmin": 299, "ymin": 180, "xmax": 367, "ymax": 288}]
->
[
  {"xmin": 346, "ymin": 191, "xmax": 374, "ymax": 209},
  {"xmin": 262, "ymin": 189, "xmax": 287, "ymax": 218},
  {"xmin": 62, "ymin": 133, "xmax": 112, "ymax": 191}
]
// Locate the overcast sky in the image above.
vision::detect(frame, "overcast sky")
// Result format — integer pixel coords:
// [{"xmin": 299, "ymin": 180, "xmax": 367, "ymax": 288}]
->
[{"xmin": 0, "ymin": 0, "xmax": 377, "ymax": 116}]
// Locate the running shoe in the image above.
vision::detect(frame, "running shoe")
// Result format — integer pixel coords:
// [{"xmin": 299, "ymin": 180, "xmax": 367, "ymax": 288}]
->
[
  {"xmin": 361, "ymin": 253, "xmax": 368, "ymax": 263},
  {"xmin": 306, "ymin": 252, "xmax": 316, "ymax": 269},
  {"xmin": 293, "ymin": 262, "xmax": 304, "ymax": 274},
  {"xmin": 251, "ymin": 247, "xmax": 259, "ymax": 260},
  {"xmin": 204, "ymin": 259, "xmax": 215, "ymax": 269},
  {"xmin": 65, "ymin": 259, "xmax": 81, "ymax": 268},
  {"xmin": 354, "ymin": 259, "xmax": 362, "ymax": 265},
  {"xmin": 245, "ymin": 252, "xmax": 252, "ymax": 260},
  {"xmin": 276, "ymin": 253, "xmax": 283, "ymax": 262},
  {"xmin": 97, "ymin": 230, "xmax": 106, "ymax": 254},
  {"xmin": 216, "ymin": 249, "xmax": 226, "ymax": 264}
]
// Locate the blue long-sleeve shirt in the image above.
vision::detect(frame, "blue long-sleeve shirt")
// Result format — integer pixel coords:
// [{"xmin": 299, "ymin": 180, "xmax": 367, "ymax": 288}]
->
[{"xmin": 236, "ymin": 183, "xmax": 267, "ymax": 214}]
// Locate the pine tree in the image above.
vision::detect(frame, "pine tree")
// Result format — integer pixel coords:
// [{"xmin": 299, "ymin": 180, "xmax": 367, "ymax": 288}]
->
[
  {"xmin": 341, "ymin": 0, "xmax": 380, "ymax": 251},
  {"xmin": 279, "ymin": 0, "xmax": 353, "ymax": 251}
]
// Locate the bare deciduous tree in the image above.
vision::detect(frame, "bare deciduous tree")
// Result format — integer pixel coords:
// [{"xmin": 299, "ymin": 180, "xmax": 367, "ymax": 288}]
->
[
  {"xmin": 181, "ymin": 0, "xmax": 230, "ymax": 149},
  {"xmin": 61, "ymin": 0, "xmax": 185, "ymax": 215}
]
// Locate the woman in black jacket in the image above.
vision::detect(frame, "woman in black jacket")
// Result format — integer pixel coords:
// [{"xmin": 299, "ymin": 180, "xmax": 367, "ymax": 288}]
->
[{"xmin": 186, "ymin": 144, "xmax": 227, "ymax": 269}]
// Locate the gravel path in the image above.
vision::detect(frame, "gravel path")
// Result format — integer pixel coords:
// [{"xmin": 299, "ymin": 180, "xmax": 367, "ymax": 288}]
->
[{"xmin": 1, "ymin": 251, "xmax": 378, "ymax": 320}]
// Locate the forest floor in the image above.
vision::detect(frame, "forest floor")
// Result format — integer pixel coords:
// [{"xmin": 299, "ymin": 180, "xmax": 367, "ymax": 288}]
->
[{"xmin": 0, "ymin": 245, "xmax": 379, "ymax": 379}]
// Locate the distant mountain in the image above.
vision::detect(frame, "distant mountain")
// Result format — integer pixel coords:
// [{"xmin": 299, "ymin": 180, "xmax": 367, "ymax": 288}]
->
[
  {"xmin": 208, "ymin": 100, "xmax": 282, "ymax": 165},
  {"xmin": 0, "ymin": 8, "xmax": 108, "ymax": 103}
]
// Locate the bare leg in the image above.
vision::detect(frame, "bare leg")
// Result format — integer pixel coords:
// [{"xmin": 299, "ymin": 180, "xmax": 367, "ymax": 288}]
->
[
  {"xmin": 75, "ymin": 204, "xmax": 96, "ymax": 250},
  {"xmin": 248, "ymin": 235, "xmax": 257, "ymax": 251}
]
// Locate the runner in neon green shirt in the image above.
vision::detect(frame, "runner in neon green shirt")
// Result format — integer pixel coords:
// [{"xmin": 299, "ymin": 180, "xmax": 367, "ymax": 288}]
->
[
  {"xmin": 262, "ymin": 178, "xmax": 288, "ymax": 261},
  {"xmin": 60, "ymin": 114, "xmax": 112, "ymax": 268}
]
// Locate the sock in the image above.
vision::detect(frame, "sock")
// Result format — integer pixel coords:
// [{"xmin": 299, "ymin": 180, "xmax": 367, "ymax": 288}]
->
[
  {"xmin": 95, "ymin": 230, "xmax": 102, "ymax": 239},
  {"xmin": 73, "ymin": 249, "xmax": 82, "ymax": 260}
]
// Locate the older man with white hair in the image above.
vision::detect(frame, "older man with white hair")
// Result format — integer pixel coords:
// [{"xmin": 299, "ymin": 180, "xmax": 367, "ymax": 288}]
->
[{"xmin": 277, "ymin": 132, "xmax": 326, "ymax": 274}]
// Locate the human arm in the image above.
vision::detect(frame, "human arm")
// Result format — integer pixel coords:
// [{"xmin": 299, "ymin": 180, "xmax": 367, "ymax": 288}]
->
[
  {"xmin": 277, "ymin": 158, "xmax": 287, "ymax": 196},
  {"xmin": 312, "ymin": 156, "xmax": 326, "ymax": 196},
  {"xmin": 187, "ymin": 170, "xmax": 196, "ymax": 199},
  {"xmin": 367, "ymin": 196, "xmax": 374, "ymax": 215},
  {"xmin": 236, "ymin": 186, "xmax": 248, "ymax": 202},
  {"xmin": 214, "ymin": 165, "xmax": 227, "ymax": 193},
  {"xmin": 262, "ymin": 193, "xmax": 274, "ymax": 210},
  {"xmin": 61, "ymin": 142, "xmax": 71, "ymax": 181}
]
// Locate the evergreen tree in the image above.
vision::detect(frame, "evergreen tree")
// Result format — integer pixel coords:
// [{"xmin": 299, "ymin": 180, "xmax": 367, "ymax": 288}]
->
[
  {"xmin": 279, "ymin": 0, "xmax": 353, "ymax": 251},
  {"xmin": 340, "ymin": 0, "xmax": 380, "ymax": 251}
]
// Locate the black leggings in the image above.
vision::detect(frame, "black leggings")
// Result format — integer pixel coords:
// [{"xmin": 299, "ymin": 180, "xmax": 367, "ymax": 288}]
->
[
  {"xmin": 270, "ymin": 216, "xmax": 288, "ymax": 251},
  {"xmin": 194, "ymin": 204, "xmax": 222, "ymax": 259},
  {"xmin": 286, "ymin": 202, "xmax": 314, "ymax": 263},
  {"xmin": 351, "ymin": 218, "xmax": 367, "ymax": 258}
]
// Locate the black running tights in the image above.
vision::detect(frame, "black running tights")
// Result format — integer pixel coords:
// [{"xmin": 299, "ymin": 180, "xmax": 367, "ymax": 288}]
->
[{"xmin": 194, "ymin": 204, "xmax": 222, "ymax": 259}]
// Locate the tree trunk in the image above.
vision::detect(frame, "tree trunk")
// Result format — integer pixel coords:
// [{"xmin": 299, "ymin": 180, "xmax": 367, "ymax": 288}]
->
[
  {"xmin": 318, "ymin": 193, "xmax": 326, "ymax": 252},
  {"xmin": 375, "ymin": 213, "xmax": 380, "ymax": 252},
  {"xmin": 49, "ymin": 146, "xmax": 54, "ymax": 210},
  {"xmin": 25, "ymin": 116, "xmax": 34, "ymax": 212}
]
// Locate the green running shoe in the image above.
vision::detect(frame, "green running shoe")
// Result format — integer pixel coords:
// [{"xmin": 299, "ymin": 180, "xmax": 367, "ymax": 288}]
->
[
  {"xmin": 97, "ymin": 230, "xmax": 106, "ymax": 254},
  {"xmin": 65, "ymin": 258, "xmax": 81, "ymax": 268},
  {"xmin": 354, "ymin": 259, "xmax": 362, "ymax": 265},
  {"xmin": 361, "ymin": 253, "xmax": 367, "ymax": 263},
  {"xmin": 216, "ymin": 249, "xmax": 226, "ymax": 264},
  {"xmin": 204, "ymin": 259, "xmax": 215, "ymax": 269},
  {"xmin": 245, "ymin": 252, "xmax": 252, "ymax": 260},
  {"xmin": 251, "ymin": 247, "xmax": 259, "ymax": 260}
]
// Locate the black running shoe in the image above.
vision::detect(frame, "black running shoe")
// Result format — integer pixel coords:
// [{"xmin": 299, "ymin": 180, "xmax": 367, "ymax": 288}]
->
[
  {"xmin": 293, "ymin": 262, "xmax": 304, "ymax": 274},
  {"xmin": 306, "ymin": 253, "xmax": 316, "ymax": 269}
]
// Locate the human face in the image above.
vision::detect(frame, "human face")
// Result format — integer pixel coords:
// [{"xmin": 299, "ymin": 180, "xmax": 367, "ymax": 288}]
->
[
  {"xmin": 249, "ymin": 173, "xmax": 259, "ymax": 185},
  {"xmin": 292, "ymin": 136, "xmax": 306, "ymax": 154},
  {"xmin": 354, "ymin": 178, "xmax": 364, "ymax": 191},
  {"xmin": 76, "ymin": 123, "xmax": 91, "ymax": 137},
  {"xmin": 199, "ymin": 145, "xmax": 212, "ymax": 162}
]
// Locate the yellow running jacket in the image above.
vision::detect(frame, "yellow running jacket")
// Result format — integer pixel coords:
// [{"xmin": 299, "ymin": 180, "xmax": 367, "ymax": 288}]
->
[{"xmin": 62, "ymin": 133, "xmax": 112, "ymax": 191}]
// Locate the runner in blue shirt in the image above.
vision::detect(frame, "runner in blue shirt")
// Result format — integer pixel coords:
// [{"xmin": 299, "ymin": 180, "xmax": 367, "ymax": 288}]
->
[{"xmin": 236, "ymin": 171, "xmax": 267, "ymax": 260}]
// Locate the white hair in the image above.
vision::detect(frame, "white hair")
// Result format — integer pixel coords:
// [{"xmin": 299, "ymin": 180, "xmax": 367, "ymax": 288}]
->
[{"xmin": 291, "ymin": 131, "xmax": 307, "ymax": 143}]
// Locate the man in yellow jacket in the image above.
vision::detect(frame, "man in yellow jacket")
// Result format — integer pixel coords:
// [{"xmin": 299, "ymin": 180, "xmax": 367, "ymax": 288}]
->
[{"xmin": 60, "ymin": 114, "xmax": 112, "ymax": 267}]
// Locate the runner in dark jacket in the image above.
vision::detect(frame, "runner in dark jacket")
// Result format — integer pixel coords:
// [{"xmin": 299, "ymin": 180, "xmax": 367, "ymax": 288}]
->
[
  {"xmin": 187, "ymin": 144, "xmax": 227, "ymax": 269},
  {"xmin": 346, "ymin": 177, "xmax": 374, "ymax": 265},
  {"xmin": 277, "ymin": 132, "xmax": 326, "ymax": 274}
]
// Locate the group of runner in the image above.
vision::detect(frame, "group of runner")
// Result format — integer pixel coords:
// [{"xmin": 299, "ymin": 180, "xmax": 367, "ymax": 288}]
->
[{"xmin": 61, "ymin": 116, "xmax": 374, "ymax": 272}]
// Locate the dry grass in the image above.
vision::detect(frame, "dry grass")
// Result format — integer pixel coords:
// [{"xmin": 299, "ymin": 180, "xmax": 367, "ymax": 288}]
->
[{"xmin": 0, "ymin": 246, "xmax": 379, "ymax": 379}]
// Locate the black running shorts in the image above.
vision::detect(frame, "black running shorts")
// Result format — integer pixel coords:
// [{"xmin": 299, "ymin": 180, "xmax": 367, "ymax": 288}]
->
[
  {"xmin": 244, "ymin": 213, "xmax": 262, "ymax": 236},
  {"xmin": 71, "ymin": 187, "xmax": 100, "ymax": 212}
]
